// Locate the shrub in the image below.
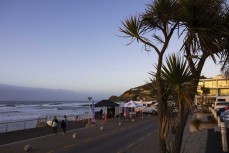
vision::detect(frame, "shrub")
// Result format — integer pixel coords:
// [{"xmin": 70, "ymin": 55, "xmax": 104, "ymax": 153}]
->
[{"xmin": 191, "ymin": 119, "xmax": 202, "ymax": 130}]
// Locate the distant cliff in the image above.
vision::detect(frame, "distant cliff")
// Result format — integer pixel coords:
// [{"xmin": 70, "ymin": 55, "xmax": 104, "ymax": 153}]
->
[{"xmin": 109, "ymin": 83, "xmax": 156, "ymax": 102}]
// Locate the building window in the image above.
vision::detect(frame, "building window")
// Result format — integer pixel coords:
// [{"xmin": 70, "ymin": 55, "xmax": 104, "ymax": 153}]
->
[
  {"xmin": 209, "ymin": 89, "xmax": 217, "ymax": 96},
  {"xmin": 219, "ymin": 89, "xmax": 229, "ymax": 96},
  {"xmin": 218, "ymin": 80, "xmax": 229, "ymax": 87},
  {"xmin": 204, "ymin": 80, "xmax": 217, "ymax": 88}
]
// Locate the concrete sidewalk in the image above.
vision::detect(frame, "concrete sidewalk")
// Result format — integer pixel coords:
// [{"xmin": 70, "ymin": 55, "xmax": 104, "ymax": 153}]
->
[
  {"xmin": 128, "ymin": 118, "xmax": 208, "ymax": 153},
  {"xmin": 129, "ymin": 115, "xmax": 220, "ymax": 153}
]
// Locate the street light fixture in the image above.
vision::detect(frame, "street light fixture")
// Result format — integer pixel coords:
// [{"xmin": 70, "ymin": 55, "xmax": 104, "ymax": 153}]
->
[{"xmin": 88, "ymin": 97, "xmax": 92, "ymax": 125}]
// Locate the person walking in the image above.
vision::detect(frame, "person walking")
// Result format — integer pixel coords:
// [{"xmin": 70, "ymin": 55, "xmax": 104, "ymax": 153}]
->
[
  {"xmin": 61, "ymin": 115, "xmax": 67, "ymax": 135},
  {"xmin": 52, "ymin": 116, "xmax": 58, "ymax": 134},
  {"xmin": 99, "ymin": 109, "xmax": 103, "ymax": 119}
]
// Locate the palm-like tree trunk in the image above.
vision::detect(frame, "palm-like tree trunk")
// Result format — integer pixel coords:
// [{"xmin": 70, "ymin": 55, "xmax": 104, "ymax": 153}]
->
[
  {"xmin": 156, "ymin": 54, "xmax": 166, "ymax": 153},
  {"xmin": 172, "ymin": 106, "xmax": 189, "ymax": 153}
]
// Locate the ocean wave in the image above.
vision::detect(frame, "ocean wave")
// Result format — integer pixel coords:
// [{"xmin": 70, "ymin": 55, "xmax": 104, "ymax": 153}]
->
[
  {"xmin": 15, "ymin": 104, "xmax": 40, "ymax": 108},
  {"xmin": 6, "ymin": 104, "xmax": 16, "ymax": 107},
  {"xmin": 28, "ymin": 108, "xmax": 58, "ymax": 111},
  {"xmin": 42, "ymin": 102, "xmax": 90, "ymax": 107},
  {"xmin": 0, "ymin": 101, "xmax": 92, "ymax": 122},
  {"xmin": 0, "ymin": 111, "xmax": 20, "ymax": 114}
]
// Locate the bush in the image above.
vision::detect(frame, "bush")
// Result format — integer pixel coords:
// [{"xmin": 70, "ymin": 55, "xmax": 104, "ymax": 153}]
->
[
  {"xmin": 191, "ymin": 119, "xmax": 202, "ymax": 130},
  {"xmin": 202, "ymin": 108, "xmax": 211, "ymax": 113},
  {"xmin": 207, "ymin": 115, "xmax": 217, "ymax": 123}
]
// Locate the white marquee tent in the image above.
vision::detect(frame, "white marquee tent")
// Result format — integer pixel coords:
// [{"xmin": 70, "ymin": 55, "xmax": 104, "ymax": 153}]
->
[{"xmin": 123, "ymin": 100, "xmax": 142, "ymax": 108}]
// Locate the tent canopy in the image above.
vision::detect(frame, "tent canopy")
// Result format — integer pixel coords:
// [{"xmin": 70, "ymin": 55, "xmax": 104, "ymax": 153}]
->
[
  {"xmin": 95, "ymin": 100, "xmax": 119, "ymax": 107},
  {"xmin": 123, "ymin": 100, "xmax": 142, "ymax": 107}
]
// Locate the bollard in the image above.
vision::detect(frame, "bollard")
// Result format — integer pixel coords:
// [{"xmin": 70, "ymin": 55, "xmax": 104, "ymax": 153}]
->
[
  {"xmin": 73, "ymin": 132, "xmax": 78, "ymax": 139},
  {"xmin": 213, "ymin": 110, "xmax": 217, "ymax": 120},
  {"xmin": 220, "ymin": 122, "xmax": 228, "ymax": 152},
  {"xmin": 104, "ymin": 115, "xmax": 108, "ymax": 123},
  {"xmin": 24, "ymin": 144, "xmax": 32, "ymax": 152},
  {"xmin": 100, "ymin": 126, "xmax": 104, "ymax": 131},
  {"xmin": 218, "ymin": 117, "xmax": 221, "ymax": 127}
]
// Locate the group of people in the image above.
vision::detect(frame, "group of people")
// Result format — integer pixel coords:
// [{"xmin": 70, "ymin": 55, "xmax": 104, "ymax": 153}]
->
[{"xmin": 51, "ymin": 115, "xmax": 67, "ymax": 134}]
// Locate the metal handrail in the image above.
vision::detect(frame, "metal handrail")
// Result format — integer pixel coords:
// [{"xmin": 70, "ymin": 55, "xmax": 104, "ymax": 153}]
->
[{"xmin": 0, "ymin": 114, "xmax": 90, "ymax": 133}]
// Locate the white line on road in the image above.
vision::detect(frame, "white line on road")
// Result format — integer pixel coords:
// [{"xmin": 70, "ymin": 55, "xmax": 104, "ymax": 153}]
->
[
  {"xmin": 63, "ymin": 144, "xmax": 76, "ymax": 149},
  {"xmin": 128, "ymin": 142, "xmax": 135, "ymax": 148}
]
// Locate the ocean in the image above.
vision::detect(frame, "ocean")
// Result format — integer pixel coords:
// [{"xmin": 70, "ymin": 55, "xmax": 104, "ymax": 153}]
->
[{"xmin": 0, "ymin": 101, "xmax": 99, "ymax": 123}]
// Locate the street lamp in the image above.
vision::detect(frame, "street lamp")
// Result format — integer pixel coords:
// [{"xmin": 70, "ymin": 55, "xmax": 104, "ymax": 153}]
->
[{"xmin": 88, "ymin": 97, "xmax": 92, "ymax": 125}]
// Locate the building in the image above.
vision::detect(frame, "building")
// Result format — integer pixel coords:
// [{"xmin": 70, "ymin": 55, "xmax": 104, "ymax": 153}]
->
[{"xmin": 195, "ymin": 75, "xmax": 229, "ymax": 104}]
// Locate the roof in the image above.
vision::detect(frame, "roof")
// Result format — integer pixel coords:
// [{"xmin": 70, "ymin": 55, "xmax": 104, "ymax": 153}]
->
[{"xmin": 95, "ymin": 100, "xmax": 119, "ymax": 107}]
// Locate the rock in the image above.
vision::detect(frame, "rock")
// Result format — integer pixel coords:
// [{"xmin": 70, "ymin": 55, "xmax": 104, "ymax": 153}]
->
[{"xmin": 24, "ymin": 144, "xmax": 32, "ymax": 152}]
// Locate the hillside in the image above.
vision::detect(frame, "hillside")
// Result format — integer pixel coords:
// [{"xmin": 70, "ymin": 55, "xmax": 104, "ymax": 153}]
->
[{"xmin": 109, "ymin": 83, "xmax": 156, "ymax": 102}]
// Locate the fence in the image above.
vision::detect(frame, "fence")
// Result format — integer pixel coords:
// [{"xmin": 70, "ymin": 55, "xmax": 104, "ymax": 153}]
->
[{"xmin": 0, "ymin": 114, "xmax": 90, "ymax": 133}]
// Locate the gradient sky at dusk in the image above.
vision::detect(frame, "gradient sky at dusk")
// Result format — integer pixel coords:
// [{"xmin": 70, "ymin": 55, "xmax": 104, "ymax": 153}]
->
[{"xmin": 0, "ymin": 0, "xmax": 221, "ymax": 100}]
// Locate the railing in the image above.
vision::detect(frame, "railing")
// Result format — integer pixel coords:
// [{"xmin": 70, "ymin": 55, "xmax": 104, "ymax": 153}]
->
[{"xmin": 0, "ymin": 114, "xmax": 90, "ymax": 133}]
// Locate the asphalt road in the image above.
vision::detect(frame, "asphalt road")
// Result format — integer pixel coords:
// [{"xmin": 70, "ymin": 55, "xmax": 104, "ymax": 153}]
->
[
  {"xmin": 0, "ymin": 116, "xmax": 158, "ymax": 153},
  {"xmin": 59, "ymin": 117, "xmax": 158, "ymax": 153}
]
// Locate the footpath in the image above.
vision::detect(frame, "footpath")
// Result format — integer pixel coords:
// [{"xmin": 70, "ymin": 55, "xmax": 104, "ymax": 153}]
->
[
  {"xmin": 0, "ymin": 114, "xmax": 225, "ymax": 153},
  {"xmin": 129, "ymin": 114, "xmax": 224, "ymax": 153}
]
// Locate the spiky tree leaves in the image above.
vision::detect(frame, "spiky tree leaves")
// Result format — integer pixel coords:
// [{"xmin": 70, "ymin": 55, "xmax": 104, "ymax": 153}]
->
[
  {"xmin": 120, "ymin": 1, "xmax": 179, "ymax": 153},
  {"xmin": 220, "ymin": 4, "xmax": 229, "ymax": 77},
  {"xmin": 178, "ymin": 0, "xmax": 228, "ymax": 78},
  {"xmin": 120, "ymin": 15, "xmax": 145, "ymax": 44},
  {"xmin": 149, "ymin": 73, "xmax": 178, "ymax": 139},
  {"xmin": 161, "ymin": 54, "xmax": 194, "ymax": 153},
  {"xmin": 162, "ymin": 54, "xmax": 194, "ymax": 110}
]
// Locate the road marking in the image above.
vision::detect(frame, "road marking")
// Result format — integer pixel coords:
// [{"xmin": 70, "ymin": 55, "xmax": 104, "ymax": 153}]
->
[
  {"xmin": 83, "ymin": 133, "xmax": 108, "ymax": 143},
  {"xmin": 63, "ymin": 144, "xmax": 76, "ymax": 149},
  {"xmin": 128, "ymin": 142, "xmax": 135, "ymax": 148},
  {"xmin": 138, "ymin": 137, "xmax": 145, "ymax": 142},
  {"xmin": 147, "ymin": 132, "xmax": 152, "ymax": 137},
  {"xmin": 84, "ymin": 137, "xmax": 94, "ymax": 142},
  {"xmin": 100, "ymin": 134, "xmax": 108, "ymax": 137}
]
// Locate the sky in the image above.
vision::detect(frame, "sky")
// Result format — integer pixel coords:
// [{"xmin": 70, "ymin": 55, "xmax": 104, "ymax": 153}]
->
[{"xmin": 0, "ymin": 0, "xmax": 222, "ymax": 100}]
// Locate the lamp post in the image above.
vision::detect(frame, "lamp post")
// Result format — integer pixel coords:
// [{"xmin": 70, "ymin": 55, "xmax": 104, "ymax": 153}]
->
[{"xmin": 88, "ymin": 97, "xmax": 92, "ymax": 125}]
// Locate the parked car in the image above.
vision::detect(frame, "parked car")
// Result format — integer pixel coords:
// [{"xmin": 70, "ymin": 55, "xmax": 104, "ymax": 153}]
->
[
  {"xmin": 220, "ymin": 110, "xmax": 229, "ymax": 122},
  {"xmin": 223, "ymin": 111, "xmax": 229, "ymax": 129},
  {"xmin": 225, "ymin": 105, "xmax": 229, "ymax": 111},
  {"xmin": 214, "ymin": 102, "xmax": 229, "ymax": 116},
  {"xmin": 220, "ymin": 111, "xmax": 225, "ymax": 122},
  {"xmin": 214, "ymin": 102, "xmax": 229, "ymax": 110},
  {"xmin": 142, "ymin": 102, "xmax": 158, "ymax": 114}
]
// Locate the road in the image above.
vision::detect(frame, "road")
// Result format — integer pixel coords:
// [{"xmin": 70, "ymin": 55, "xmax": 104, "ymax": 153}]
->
[
  {"xmin": 0, "ymin": 116, "xmax": 159, "ymax": 153},
  {"xmin": 58, "ymin": 117, "xmax": 158, "ymax": 153}
]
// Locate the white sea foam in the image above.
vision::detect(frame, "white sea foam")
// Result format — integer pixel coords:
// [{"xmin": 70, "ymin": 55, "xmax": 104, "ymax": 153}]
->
[{"xmin": 0, "ymin": 101, "xmax": 95, "ymax": 123}]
